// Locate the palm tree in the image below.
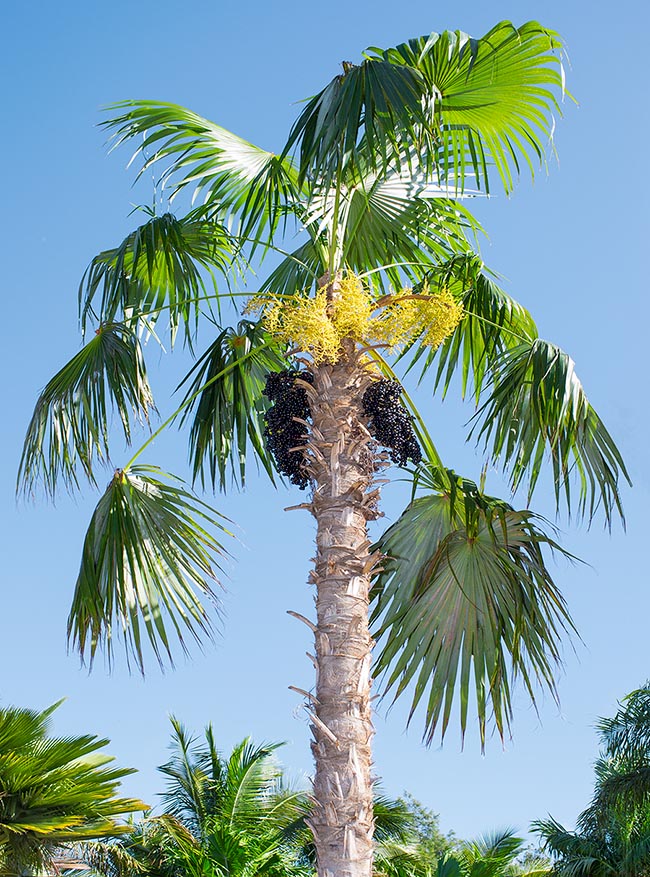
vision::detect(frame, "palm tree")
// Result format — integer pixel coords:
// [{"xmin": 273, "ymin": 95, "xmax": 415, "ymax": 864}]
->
[
  {"xmin": 82, "ymin": 721, "xmax": 415, "ymax": 877},
  {"xmin": 19, "ymin": 21, "xmax": 630, "ymax": 877},
  {"xmin": 534, "ymin": 685, "xmax": 650, "ymax": 877},
  {"xmin": 0, "ymin": 702, "xmax": 144, "ymax": 877},
  {"xmin": 83, "ymin": 720, "xmax": 308, "ymax": 877},
  {"xmin": 533, "ymin": 810, "xmax": 650, "ymax": 877},
  {"xmin": 438, "ymin": 831, "xmax": 549, "ymax": 877}
]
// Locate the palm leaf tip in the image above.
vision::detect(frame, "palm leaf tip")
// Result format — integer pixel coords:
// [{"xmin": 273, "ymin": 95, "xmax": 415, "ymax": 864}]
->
[
  {"xmin": 471, "ymin": 338, "xmax": 631, "ymax": 528},
  {"xmin": 17, "ymin": 323, "xmax": 155, "ymax": 500},
  {"xmin": 370, "ymin": 467, "xmax": 576, "ymax": 748},
  {"xmin": 67, "ymin": 465, "xmax": 232, "ymax": 672}
]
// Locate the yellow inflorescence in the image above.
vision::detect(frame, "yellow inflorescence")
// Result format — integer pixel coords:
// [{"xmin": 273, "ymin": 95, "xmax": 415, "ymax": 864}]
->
[
  {"xmin": 248, "ymin": 275, "xmax": 464, "ymax": 363},
  {"xmin": 373, "ymin": 285, "xmax": 465, "ymax": 352}
]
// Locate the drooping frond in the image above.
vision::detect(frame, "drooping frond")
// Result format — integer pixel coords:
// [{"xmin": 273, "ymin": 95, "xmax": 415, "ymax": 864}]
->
[
  {"xmin": 597, "ymin": 684, "xmax": 650, "ymax": 762},
  {"xmin": 371, "ymin": 466, "xmax": 575, "ymax": 747},
  {"xmin": 177, "ymin": 320, "xmax": 289, "ymax": 490},
  {"xmin": 285, "ymin": 21, "xmax": 565, "ymax": 194},
  {"xmin": 260, "ymin": 237, "xmax": 327, "ymax": 298},
  {"xmin": 67, "ymin": 465, "xmax": 231, "ymax": 672},
  {"xmin": 79, "ymin": 210, "xmax": 235, "ymax": 343},
  {"xmin": 18, "ymin": 324, "xmax": 154, "ymax": 498},
  {"xmin": 102, "ymin": 101, "xmax": 302, "ymax": 246},
  {"xmin": 472, "ymin": 339, "xmax": 630, "ymax": 526},
  {"xmin": 284, "ymin": 59, "xmax": 426, "ymax": 189}
]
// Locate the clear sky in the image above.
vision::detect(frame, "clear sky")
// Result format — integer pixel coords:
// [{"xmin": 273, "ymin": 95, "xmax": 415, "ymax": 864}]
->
[{"xmin": 1, "ymin": 0, "xmax": 648, "ymax": 845}]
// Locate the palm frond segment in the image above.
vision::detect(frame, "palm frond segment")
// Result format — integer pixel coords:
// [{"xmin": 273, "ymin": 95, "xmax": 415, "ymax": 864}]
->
[
  {"xmin": 102, "ymin": 101, "xmax": 302, "ymax": 245},
  {"xmin": 472, "ymin": 338, "xmax": 630, "ymax": 526},
  {"xmin": 79, "ymin": 210, "xmax": 235, "ymax": 343},
  {"xmin": 67, "ymin": 465, "xmax": 231, "ymax": 672},
  {"xmin": 370, "ymin": 466, "xmax": 575, "ymax": 747},
  {"xmin": 177, "ymin": 320, "xmax": 289, "ymax": 490},
  {"xmin": 18, "ymin": 323, "xmax": 154, "ymax": 499}
]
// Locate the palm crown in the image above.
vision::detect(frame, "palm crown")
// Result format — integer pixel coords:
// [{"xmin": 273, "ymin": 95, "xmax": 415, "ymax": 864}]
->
[{"xmin": 19, "ymin": 20, "xmax": 630, "ymax": 877}]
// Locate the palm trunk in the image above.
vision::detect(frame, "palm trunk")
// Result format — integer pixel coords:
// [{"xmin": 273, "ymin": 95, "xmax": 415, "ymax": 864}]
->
[{"xmin": 303, "ymin": 346, "xmax": 381, "ymax": 877}]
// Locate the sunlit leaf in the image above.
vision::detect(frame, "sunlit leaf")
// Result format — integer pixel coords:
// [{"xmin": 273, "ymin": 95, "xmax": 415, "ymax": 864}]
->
[
  {"xmin": 102, "ymin": 101, "xmax": 302, "ymax": 248},
  {"xmin": 472, "ymin": 339, "xmax": 630, "ymax": 526},
  {"xmin": 177, "ymin": 320, "xmax": 289, "ymax": 490},
  {"xmin": 402, "ymin": 254, "xmax": 538, "ymax": 402},
  {"xmin": 0, "ymin": 702, "xmax": 144, "ymax": 877}
]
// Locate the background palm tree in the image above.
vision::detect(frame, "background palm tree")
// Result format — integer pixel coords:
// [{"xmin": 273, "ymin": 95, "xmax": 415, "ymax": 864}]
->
[
  {"xmin": 82, "ymin": 721, "xmax": 426, "ymax": 877},
  {"xmin": 437, "ymin": 831, "xmax": 549, "ymax": 877},
  {"xmin": 0, "ymin": 702, "xmax": 144, "ymax": 877},
  {"xmin": 20, "ymin": 20, "xmax": 629, "ymax": 877},
  {"xmin": 534, "ymin": 685, "xmax": 650, "ymax": 877}
]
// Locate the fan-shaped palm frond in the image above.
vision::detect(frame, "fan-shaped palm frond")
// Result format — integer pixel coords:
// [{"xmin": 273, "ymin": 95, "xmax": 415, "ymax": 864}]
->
[
  {"xmin": 102, "ymin": 102, "xmax": 302, "ymax": 247},
  {"xmin": 79, "ymin": 210, "xmax": 235, "ymax": 343},
  {"xmin": 371, "ymin": 466, "xmax": 575, "ymax": 746},
  {"xmin": 259, "ymin": 237, "xmax": 326, "ymax": 298},
  {"xmin": 0, "ymin": 702, "xmax": 144, "ymax": 877},
  {"xmin": 300, "ymin": 161, "xmax": 480, "ymax": 292},
  {"xmin": 178, "ymin": 320, "xmax": 289, "ymax": 489},
  {"xmin": 377, "ymin": 22, "xmax": 565, "ymax": 193},
  {"xmin": 18, "ymin": 323, "xmax": 154, "ymax": 498},
  {"xmin": 285, "ymin": 22, "xmax": 564, "ymax": 194},
  {"xmin": 67, "ymin": 465, "xmax": 231, "ymax": 671},
  {"xmin": 471, "ymin": 339, "xmax": 630, "ymax": 526},
  {"xmin": 284, "ymin": 58, "xmax": 426, "ymax": 189}
]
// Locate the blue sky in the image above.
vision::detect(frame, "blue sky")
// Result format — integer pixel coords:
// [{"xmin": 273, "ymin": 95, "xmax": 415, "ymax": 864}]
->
[{"xmin": 1, "ymin": 0, "xmax": 648, "ymax": 843}]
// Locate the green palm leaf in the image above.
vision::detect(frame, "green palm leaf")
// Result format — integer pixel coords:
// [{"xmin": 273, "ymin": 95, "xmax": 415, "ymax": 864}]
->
[
  {"xmin": 80, "ymin": 210, "xmax": 235, "ymax": 343},
  {"xmin": 472, "ymin": 338, "xmax": 630, "ymax": 525},
  {"xmin": 259, "ymin": 237, "xmax": 326, "ymax": 298},
  {"xmin": 371, "ymin": 467, "xmax": 575, "ymax": 747},
  {"xmin": 377, "ymin": 21, "xmax": 565, "ymax": 193},
  {"xmin": 68, "ymin": 465, "xmax": 231, "ymax": 671},
  {"xmin": 310, "ymin": 166, "xmax": 479, "ymax": 292},
  {"xmin": 177, "ymin": 320, "xmax": 289, "ymax": 490},
  {"xmin": 284, "ymin": 59, "xmax": 426, "ymax": 189},
  {"xmin": 102, "ymin": 101, "xmax": 302, "ymax": 246},
  {"xmin": 18, "ymin": 323, "xmax": 154, "ymax": 498},
  {"xmin": 285, "ymin": 22, "xmax": 565, "ymax": 195}
]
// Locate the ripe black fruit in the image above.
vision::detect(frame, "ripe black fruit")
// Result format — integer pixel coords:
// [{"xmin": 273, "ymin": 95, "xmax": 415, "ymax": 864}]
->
[
  {"xmin": 263, "ymin": 369, "xmax": 313, "ymax": 489},
  {"xmin": 362, "ymin": 379, "xmax": 422, "ymax": 467}
]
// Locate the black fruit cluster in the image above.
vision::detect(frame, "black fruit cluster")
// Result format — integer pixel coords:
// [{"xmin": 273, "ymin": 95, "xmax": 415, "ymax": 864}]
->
[
  {"xmin": 263, "ymin": 369, "xmax": 314, "ymax": 489},
  {"xmin": 362, "ymin": 379, "xmax": 422, "ymax": 467}
]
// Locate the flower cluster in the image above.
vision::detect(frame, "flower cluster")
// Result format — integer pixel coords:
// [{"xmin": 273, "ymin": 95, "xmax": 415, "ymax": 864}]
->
[{"xmin": 248, "ymin": 274, "xmax": 463, "ymax": 364}]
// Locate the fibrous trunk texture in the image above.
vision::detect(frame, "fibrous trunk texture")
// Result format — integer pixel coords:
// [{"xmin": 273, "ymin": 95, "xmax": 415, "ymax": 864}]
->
[{"xmin": 302, "ymin": 347, "xmax": 382, "ymax": 877}]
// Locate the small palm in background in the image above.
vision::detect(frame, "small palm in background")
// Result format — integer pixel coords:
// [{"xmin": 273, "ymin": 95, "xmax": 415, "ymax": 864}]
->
[
  {"xmin": 0, "ymin": 702, "xmax": 144, "ymax": 877},
  {"xmin": 534, "ymin": 683, "xmax": 650, "ymax": 877}
]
